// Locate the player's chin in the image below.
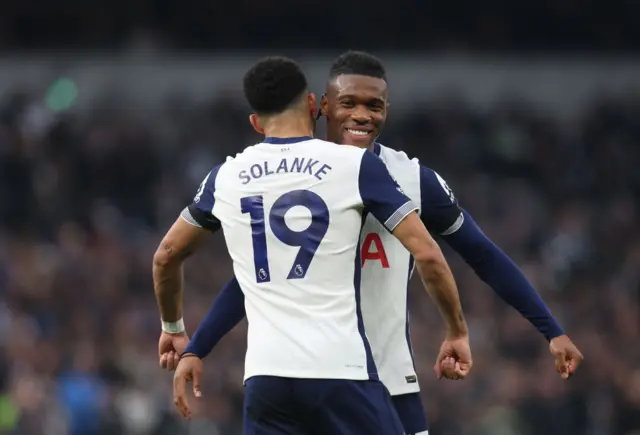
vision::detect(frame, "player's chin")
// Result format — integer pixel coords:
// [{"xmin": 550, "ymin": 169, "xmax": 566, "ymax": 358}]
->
[{"xmin": 342, "ymin": 129, "xmax": 375, "ymax": 147}]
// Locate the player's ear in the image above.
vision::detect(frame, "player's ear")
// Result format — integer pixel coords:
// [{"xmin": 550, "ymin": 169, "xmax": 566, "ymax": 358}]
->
[
  {"xmin": 249, "ymin": 114, "xmax": 264, "ymax": 135},
  {"xmin": 320, "ymin": 93, "xmax": 328, "ymax": 118},
  {"xmin": 307, "ymin": 93, "xmax": 318, "ymax": 120}
]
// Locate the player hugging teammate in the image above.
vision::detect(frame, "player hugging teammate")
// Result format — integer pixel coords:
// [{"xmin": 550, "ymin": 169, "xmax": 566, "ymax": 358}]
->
[{"xmin": 154, "ymin": 52, "xmax": 583, "ymax": 435}]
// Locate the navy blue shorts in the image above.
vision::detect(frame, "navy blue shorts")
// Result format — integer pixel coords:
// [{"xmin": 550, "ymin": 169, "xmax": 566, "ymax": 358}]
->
[
  {"xmin": 392, "ymin": 392, "xmax": 429, "ymax": 435},
  {"xmin": 243, "ymin": 376, "xmax": 404, "ymax": 435}
]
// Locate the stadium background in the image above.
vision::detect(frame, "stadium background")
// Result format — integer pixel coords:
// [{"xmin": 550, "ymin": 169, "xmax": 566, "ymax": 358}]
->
[{"xmin": 1, "ymin": 1, "xmax": 639, "ymax": 434}]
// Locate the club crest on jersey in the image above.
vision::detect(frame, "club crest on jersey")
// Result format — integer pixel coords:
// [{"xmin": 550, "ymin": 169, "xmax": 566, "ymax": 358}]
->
[{"xmin": 258, "ymin": 268, "xmax": 269, "ymax": 281}]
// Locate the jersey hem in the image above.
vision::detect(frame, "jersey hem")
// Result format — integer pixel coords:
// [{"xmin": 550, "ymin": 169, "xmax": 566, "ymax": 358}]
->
[
  {"xmin": 243, "ymin": 369, "xmax": 374, "ymax": 383},
  {"xmin": 386, "ymin": 382, "xmax": 421, "ymax": 396}
]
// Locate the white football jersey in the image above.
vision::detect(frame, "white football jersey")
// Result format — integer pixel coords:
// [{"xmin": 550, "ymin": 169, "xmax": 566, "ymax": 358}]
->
[
  {"xmin": 188, "ymin": 137, "xmax": 417, "ymax": 382},
  {"xmin": 359, "ymin": 143, "xmax": 464, "ymax": 395}
]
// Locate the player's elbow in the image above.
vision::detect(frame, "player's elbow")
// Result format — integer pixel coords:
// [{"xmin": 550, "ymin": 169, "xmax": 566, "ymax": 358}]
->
[
  {"xmin": 414, "ymin": 249, "xmax": 452, "ymax": 286},
  {"xmin": 412, "ymin": 244, "xmax": 447, "ymax": 271},
  {"xmin": 153, "ymin": 240, "xmax": 181, "ymax": 270}
]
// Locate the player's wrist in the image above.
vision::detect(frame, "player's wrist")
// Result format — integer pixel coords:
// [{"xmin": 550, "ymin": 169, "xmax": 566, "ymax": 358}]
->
[
  {"xmin": 179, "ymin": 352, "xmax": 201, "ymax": 361},
  {"xmin": 445, "ymin": 329, "xmax": 468, "ymax": 340},
  {"xmin": 544, "ymin": 321, "xmax": 566, "ymax": 342},
  {"xmin": 161, "ymin": 317, "xmax": 186, "ymax": 334},
  {"xmin": 445, "ymin": 317, "xmax": 469, "ymax": 339}
]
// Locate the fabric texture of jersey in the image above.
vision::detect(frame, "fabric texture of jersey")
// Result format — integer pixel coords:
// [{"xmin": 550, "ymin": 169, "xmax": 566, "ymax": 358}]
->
[
  {"xmin": 359, "ymin": 143, "xmax": 463, "ymax": 395},
  {"xmin": 189, "ymin": 137, "xmax": 417, "ymax": 382}
]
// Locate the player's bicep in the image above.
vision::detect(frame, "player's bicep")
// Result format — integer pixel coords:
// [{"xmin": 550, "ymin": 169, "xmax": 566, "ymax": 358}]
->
[
  {"xmin": 419, "ymin": 166, "xmax": 463, "ymax": 235},
  {"xmin": 154, "ymin": 216, "xmax": 209, "ymax": 266},
  {"xmin": 391, "ymin": 211, "xmax": 442, "ymax": 262},
  {"xmin": 358, "ymin": 151, "xmax": 418, "ymax": 231}
]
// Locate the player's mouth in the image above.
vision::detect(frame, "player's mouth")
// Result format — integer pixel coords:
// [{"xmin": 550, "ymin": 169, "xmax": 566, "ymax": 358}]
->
[{"xmin": 343, "ymin": 127, "xmax": 374, "ymax": 145}]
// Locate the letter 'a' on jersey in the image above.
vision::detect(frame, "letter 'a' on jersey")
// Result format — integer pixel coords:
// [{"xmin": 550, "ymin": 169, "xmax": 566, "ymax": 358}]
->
[
  {"xmin": 359, "ymin": 143, "xmax": 464, "ymax": 395},
  {"xmin": 185, "ymin": 137, "xmax": 418, "ymax": 382}
]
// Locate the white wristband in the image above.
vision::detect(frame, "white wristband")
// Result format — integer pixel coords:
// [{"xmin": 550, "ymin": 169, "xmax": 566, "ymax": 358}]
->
[{"xmin": 161, "ymin": 318, "xmax": 185, "ymax": 334}]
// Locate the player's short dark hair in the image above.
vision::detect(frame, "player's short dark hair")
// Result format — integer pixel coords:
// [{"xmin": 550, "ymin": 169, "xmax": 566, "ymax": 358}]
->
[
  {"xmin": 243, "ymin": 56, "xmax": 308, "ymax": 116},
  {"xmin": 329, "ymin": 50, "xmax": 387, "ymax": 82}
]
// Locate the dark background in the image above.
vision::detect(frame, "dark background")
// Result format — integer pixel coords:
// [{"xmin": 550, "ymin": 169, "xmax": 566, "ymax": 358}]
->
[{"xmin": 0, "ymin": 0, "xmax": 639, "ymax": 52}]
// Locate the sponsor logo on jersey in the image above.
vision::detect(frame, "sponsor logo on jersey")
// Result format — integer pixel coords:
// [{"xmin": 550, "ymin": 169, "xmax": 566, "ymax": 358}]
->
[{"xmin": 405, "ymin": 375, "xmax": 418, "ymax": 383}]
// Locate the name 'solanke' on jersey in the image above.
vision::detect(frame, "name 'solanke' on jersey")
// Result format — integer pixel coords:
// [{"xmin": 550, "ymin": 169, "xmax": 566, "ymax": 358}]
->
[{"xmin": 238, "ymin": 157, "xmax": 333, "ymax": 184}]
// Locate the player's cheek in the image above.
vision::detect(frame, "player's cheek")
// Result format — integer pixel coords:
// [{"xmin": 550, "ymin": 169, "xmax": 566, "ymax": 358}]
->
[
  {"xmin": 374, "ymin": 115, "xmax": 385, "ymax": 130},
  {"xmin": 333, "ymin": 108, "xmax": 349, "ymax": 124}
]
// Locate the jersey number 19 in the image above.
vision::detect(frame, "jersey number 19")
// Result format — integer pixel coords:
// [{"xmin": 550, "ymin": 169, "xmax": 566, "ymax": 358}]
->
[{"xmin": 241, "ymin": 189, "xmax": 330, "ymax": 283}]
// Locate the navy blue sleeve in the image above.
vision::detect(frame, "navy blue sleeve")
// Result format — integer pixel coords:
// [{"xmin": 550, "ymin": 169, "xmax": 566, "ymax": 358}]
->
[
  {"xmin": 442, "ymin": 209, "xmax": 565, "ymax": 341},
  {"xmin": 183, "ymin": 276, "xmax": 246, "ymax": 358},
  {"xmin": 358, "ymin": 151, "xmax": 418, "ymax": 231},
  {"xmin": 419, "ymin": 165, "xmax": 464, "ymax": 235},
  {"xmin": 184, "ymin": 164, "xmax": 223, "ymax": 232}
]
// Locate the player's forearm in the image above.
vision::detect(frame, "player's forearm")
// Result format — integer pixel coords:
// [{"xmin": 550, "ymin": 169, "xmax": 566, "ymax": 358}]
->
[
  {"xmin": 153, "ymin": 242, "xmax": 185, "ymax": 322},
  {"xmin": 392, "ymin": 213, "xmax": 468, "ymax": 337},
  {"xmin": 414, "ymin": 255, "xmax": 468, "ymax": 338},
  {"xmin": 152, "ymin": 217, "xmax": 209, "ymax": 323},
  {"xmin": 444, "ymin": 210, "xmax": 565, "ymax": 340},
  {"xmin": 184, "ymin": 276, "xmax": 246, "ymax": 358}
]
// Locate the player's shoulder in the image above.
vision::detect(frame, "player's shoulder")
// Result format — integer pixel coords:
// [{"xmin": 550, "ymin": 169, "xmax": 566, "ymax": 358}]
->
[
  {"xmin": 222, "ymin": 142, "xmax": 263, "ymax": 163},
  {"xmin": 375, "ymin": 143, "xmax": 455, "ymax": 198},
  {"xmin": 212, "ymin": 142, "xmax": 269, "ymax": 176},
  {"xmin": 376, "ymin": 143, "xmax": 420, "ymax": 168},
  {"xmin": 314, "ymin": 139, "xmax": 366, "ymax": 155},
  {"xmin": 308, "ymin": 139, "xmax": 368, "ymax": 168},
  {"xmin": 377, "ymin": 142, "xmax": 444, "ymax": 176}
]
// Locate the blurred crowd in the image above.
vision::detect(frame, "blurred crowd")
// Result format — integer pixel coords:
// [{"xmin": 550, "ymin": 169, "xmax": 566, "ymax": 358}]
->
[
  {"xmin": 0, "ymin": 85, "xmax": 639, "ymax": 435},
  {"xmin": 0, "ymin": 0, "xmax": 638, "ymax": 52}
]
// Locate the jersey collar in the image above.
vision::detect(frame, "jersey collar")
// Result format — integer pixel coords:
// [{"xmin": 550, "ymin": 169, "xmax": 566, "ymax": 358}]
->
[{"xmin": 263, "ymin": 136, "xmax": 313, "ymax": 144}]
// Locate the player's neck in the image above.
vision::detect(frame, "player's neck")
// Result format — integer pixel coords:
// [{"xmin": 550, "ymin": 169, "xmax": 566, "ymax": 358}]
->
[{"xmin": 263, "ymin": 116, "xmax": 313, "ymax": 139}]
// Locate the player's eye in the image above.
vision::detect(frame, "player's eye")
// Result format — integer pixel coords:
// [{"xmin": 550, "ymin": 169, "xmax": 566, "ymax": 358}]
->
[{"xmin": 340, "ymin": 101, "xmax": 355, "ymax": 108}]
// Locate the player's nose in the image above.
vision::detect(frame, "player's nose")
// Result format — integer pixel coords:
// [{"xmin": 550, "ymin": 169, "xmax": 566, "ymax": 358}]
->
[{"xmin": 350, "ymin": 109, "xmax": 372, "ymax": 124}]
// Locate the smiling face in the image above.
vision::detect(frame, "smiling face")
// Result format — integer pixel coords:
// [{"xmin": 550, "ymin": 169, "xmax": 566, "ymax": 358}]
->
[{"xmin": 322, "ymin": 74, "xmax": 388, "ymax": 150}]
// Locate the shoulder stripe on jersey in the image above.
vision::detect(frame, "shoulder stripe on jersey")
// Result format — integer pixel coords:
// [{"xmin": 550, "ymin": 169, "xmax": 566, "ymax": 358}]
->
[{"xmin": 385, "ymin": 200, "xmax": 419, "ymax": 231}]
